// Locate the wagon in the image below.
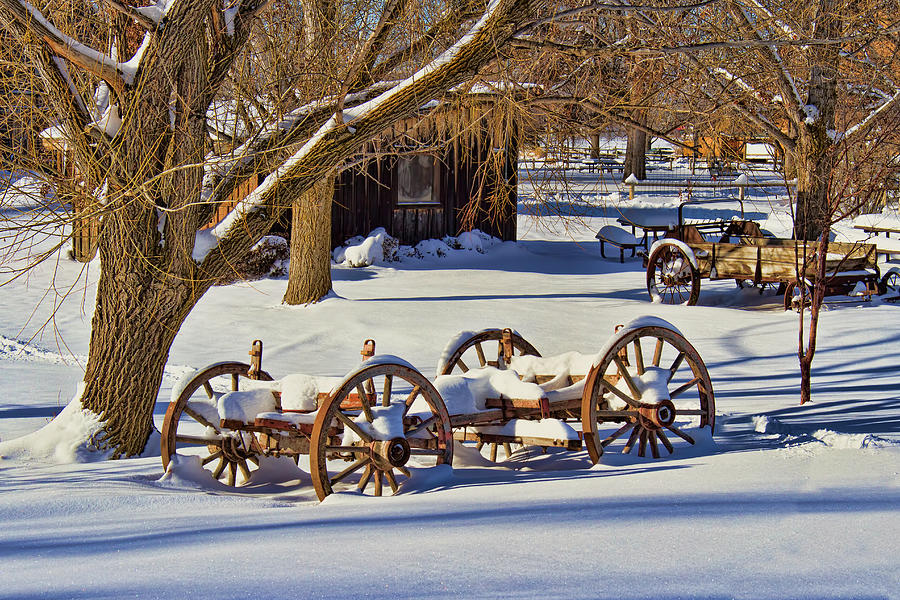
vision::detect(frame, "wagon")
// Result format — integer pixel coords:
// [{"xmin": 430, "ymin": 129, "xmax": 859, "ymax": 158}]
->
[
  {"xmin": 161, "ymin": 317, "xmax": 715, "ymax": 500},
  {"xmin": 645, "ymin": 222, "xmax": 881, "ymax": 309}
]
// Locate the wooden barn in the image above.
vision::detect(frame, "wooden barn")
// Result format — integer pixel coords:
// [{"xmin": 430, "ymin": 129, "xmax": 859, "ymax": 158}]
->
[{"xmin": 329, "ymin": 98, "xmax": 518, "ymax": 247}]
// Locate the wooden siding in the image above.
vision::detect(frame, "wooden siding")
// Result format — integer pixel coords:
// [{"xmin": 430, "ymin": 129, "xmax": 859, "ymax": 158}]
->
[{"xmin": 331, "ymin": 102, "xmax": 518, "ymax": 247}]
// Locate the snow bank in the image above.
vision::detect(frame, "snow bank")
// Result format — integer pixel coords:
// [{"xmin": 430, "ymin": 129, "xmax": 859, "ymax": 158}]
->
[
  {"xmin": 753, "ymin": 415, "xmax": 899, "ymax": 450},
  {"xmin": 0, "ymin": 386, "xmax": 110, "ymax": 462},
  {"xmin": 333, "ymin": 228, "xmax": 502, "ymax": 267}
]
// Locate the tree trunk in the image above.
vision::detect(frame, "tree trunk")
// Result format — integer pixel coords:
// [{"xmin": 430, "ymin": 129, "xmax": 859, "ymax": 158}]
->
[
  {"xmin": 589, "ymin": 131, "xmax": 600, "ymax": 159},
  {"xmin": 283, "ymin": 175, "xmax": 335, "ymax": 305},
  {"xmin": 623, "ymin": 125, "xmax": 647, "ymax": 180},
  {"xmin": 793, "ymin": 140, "xmax": 832, "ymax": 241},
  {"xmin": 81, "ymin": 260, "xmax": 198, "ymax": 457}
]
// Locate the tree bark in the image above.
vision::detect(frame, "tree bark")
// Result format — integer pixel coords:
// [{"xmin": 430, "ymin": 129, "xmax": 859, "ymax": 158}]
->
[
  {"xmin": 81, "ymin": 256, "xmax": 200, "ymax": 457},
  {"xmin": 623, "ymin": 124, "xmax": 647, "ymax": 180},
  {"xmin": 283, "ymin": 175, "xmax": 336, "ymax": 304}
]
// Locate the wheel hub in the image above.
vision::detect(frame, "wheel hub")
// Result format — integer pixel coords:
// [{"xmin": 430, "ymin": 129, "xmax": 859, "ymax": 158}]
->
[
  {"xmin": 638, "ymin": 399, "xmax": 677, "ymax": 430},
  {"xmin": 370, "ymin": 437, "xmax": 411, "ymax": 471}
]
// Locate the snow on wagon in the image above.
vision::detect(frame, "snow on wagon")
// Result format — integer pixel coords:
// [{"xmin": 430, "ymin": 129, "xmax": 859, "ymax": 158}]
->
[{"xmin": 161, "ymin": 317, "xmax": 715, "ymax": 500}]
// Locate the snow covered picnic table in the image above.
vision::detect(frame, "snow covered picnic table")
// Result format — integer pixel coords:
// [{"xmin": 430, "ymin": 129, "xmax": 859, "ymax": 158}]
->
[{"xmin": 161, "ymin": 317, "xmax": 716, "ymax": 500}]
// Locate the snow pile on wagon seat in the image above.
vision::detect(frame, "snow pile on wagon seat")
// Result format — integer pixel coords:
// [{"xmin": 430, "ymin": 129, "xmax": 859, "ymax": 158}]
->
[
  {"xmin": 508, "ymin": 351, "xmax": 595, "ymax": 387},
  {"xmin": 432, "ymin": 367, "xmax": 544, "ymax": 415},
  {"xmin": 215, "ymin": 374, "xmax": 343, "ymax": 423}
]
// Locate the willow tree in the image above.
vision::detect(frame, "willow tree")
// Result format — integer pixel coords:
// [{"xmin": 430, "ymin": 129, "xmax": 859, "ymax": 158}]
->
[{"xmin": 0, "ymin": 0, "xmax": 541, "ymax": 456}]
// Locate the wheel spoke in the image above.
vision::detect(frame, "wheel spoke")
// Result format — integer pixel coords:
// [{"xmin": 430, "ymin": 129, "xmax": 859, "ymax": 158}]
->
[
  {"xmin": 666, "ymin": 425, "xmax": 695, "ymax": 445},
  {"xmin": 325, "ymin": 445, "xmax": 369, "ymax": 454},
  {"xmin": 633, "ymin": 340, "xmax": 645, "ymax": 376},
  {"xmin": 201, "ymin": 450, "xmax": 223, "ymax": 466},
  {"xmin": 357, "ymin": 464, "xmax": 373, "ymax": 491},
  {"xmin": 623, "ymin": 426, "xmax": 641, "ymax": 454},
  {"xmin": 356, "ymin": 384, "xmax": 374, "ymax": 422},
  {"xmin": 406, "ymin": 414, "xmax": 439, "ymax": 438},
  {"xmin": 668, "ymin": 352, "xmax": 686, "ymax": 382},
  {"xmin": 183, "ymin": 405, "xmax": 220, "ymax": 432},
  {"xmin": 475, "ymin": 342, "xmax": 487, "ymax": 367},
  {"xmin": 333, "ymin": 409, "xmax": 374, "ymax": 444},
  {"xmin": 670, "ymin": 376, "xmax": 702, "ymax": 399},
  {"xmin": 648, "ymin": 431, "xmax": 660, "ymax": 458},
  {"xmin": 613, "ymin": 356, "xmax": 642, "ymax": 400},
  {"xmin": 600, "ymin": 422, "xmax": 634, "ymax": 447},
  {"xmin": 656, "ymin": 428, "xmax": 674, "ymax": 454},
  {"xmin": 599, "ymin": 376, "xmax": 642, "ymax": 408},
  {"xmin": 237, "ymin": 459, "xmax": 252, "ymax": 482},
  {"xmin": 330, "ymin": 456, "xmax": 371, "ymax": 486},
  {"xmin": 403, "ymin": 386, "xmax": 421, "ymax": 416},
  {"xmin": 227, "ymin": 462, "xmax": 237, "ymax": 486},
  {"xmin": 385, "ymin": 470, "xmax": 399, "ymax": 494},
  {"xmin": 653, "ymin": 338, "xmax": 664, "ymax": 366},
  {"xmin": 175, "ymin": 434, "xmax": 221, "ymax": 446},
  {"xmin": 373, "ymin": 470, "xmax": 383, "ymax": 496},
  {"xmin": 456, "ymin": 358, "xmax": 469, "ymax": 373},
  {"xmin": 212, "ymin": 457, "xmax": 227, "ymax": 479},
  {"xmin": 231, "ymin": 373, "xmax": 239, "ymax": 391},
  {"xmin": 203, "ymin": 381, "xmax": 215, "ymax": 399},
  {"xmin": 637, "ymin": 429, "xmax": 648, "ymax": 457},
  {"xmin": 397, "ymin": 466, "xmax": 411, "ymax": 477},
  {"xmin": 382, "ymin": 375, "xmax": 393, "ymax": 407}
]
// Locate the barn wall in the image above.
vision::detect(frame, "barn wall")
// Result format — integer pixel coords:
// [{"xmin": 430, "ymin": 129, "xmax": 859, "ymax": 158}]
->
[{"xmin": 331, "ymin": 102, "xmax": 518, "ymax": 248}]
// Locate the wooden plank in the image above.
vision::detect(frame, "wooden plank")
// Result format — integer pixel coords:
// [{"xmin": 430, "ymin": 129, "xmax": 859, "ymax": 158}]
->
[{"xmin": 453, "ymin": 429, "xmax": 582, "ymax": 450}]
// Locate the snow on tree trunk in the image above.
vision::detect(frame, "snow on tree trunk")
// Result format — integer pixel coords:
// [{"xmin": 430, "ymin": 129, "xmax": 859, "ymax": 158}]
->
[{"xmin": 283, "ymin": 176, "xmax": 335, "ymax": 305}]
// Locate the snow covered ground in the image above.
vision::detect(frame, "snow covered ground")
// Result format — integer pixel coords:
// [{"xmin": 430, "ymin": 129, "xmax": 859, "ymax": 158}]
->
[{"xmin": 1, "ymin": 161, "xmax": 899, "ymax": 598}]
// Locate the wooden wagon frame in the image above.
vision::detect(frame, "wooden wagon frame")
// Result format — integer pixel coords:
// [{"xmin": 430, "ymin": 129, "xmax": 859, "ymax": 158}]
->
[
  {"xmin": 644, "ymin": 205, "xmax": 883, "ymax": 308},
  {"xmin": 161, "ymin": 318, "xmax": 715, "ymax": 500}
]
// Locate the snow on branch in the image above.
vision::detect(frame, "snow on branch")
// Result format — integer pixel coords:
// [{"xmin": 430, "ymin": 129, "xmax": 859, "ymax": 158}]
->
[
  {"xmin": 194, "ymin": 0, "xmax": 528, "ymax": 263},
  {"xmin": 0, "ymin": 0, "xmax": 156, "ymax": 97},
  {"xmin": 841, "ymin": 89, "xmax": 900, "ymax": 144}
]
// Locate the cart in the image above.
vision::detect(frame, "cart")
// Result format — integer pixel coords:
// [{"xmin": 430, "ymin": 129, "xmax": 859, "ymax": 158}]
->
[
  {"xmin": 161, "ymin": 317, "xmax": 715, "ymax": 500},
  {"xmin": 646, "ymin": 224, "xmax": 881, "ymax": 309}
]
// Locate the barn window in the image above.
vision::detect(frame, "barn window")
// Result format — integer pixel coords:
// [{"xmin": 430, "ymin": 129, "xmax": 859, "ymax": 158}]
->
[{"xmin": 396, "ymin": 154, "xmax": 440, "ymax": 206}]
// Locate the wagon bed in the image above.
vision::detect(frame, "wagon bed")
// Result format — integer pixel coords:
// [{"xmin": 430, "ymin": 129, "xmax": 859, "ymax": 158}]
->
[{"xmin": 647, "ymin": 227, "xmax": 881, "ymax": 308}]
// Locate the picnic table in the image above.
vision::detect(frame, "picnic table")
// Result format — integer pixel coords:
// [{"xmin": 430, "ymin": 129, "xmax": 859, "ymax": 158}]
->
[
  {"xmin": 615, "ymin": 200, "xmax": 749, "ymax": 250},
  {"xmin": 852, "ymin": 213, "xmax": 900, "ymax": 261},
  {"xmin": 579, "ymin": 157, "xmax": 623, "ymax": 174}
]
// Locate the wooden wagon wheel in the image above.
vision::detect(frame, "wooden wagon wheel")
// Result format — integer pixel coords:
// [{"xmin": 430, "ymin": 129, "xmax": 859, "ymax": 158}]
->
[
  {"xmin": 437, "ymin": 329, "xmax": 541, "ymax": 376},
  {"xmin": 161, "ymin": 362, "xmax": 273, "ymax": 487},
  {"xmin": 783, "ymin": 279, "xmax": 812, "ymax": 311},
  {"xmin": 581, "ymin": 323, "xmax": 715, "ymax": 463},
  {"xmin": 437, "ymin": 329, "xmax": 540, "ymax": 460},
  {"xmin": 646, "ymin": 243, "xmax": 700, "ymax": 305},
  {"xmin": 310, "ymin": 361, "xmax": 452, "ymax": 500},
  {"xmin": 880, "ymin": 269, "xmax": 900, "ymax": 296}
]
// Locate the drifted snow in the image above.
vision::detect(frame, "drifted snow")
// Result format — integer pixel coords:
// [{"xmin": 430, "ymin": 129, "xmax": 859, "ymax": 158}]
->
[{"xmin": 0, "ymin": 387, "xmax": 107, "ymax": 462}]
